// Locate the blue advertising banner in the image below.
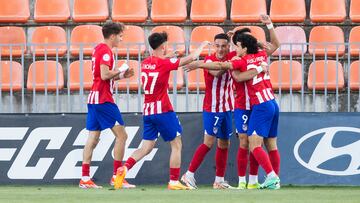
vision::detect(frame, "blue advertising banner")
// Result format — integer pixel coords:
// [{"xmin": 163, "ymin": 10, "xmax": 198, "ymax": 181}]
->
[{"xmin": 0, "ymin": 113, "xmax": 359, "ymax": 186}]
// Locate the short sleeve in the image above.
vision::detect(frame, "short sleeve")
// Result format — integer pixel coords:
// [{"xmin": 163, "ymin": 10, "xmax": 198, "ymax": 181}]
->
[
  {"xmin": 165, "ymin": 57, "xmax": 180, "ymax": 71},
  {"xmin": 99, "ymin": 49, "xmax": 112, "ymax": 68},
  {"xmin": 231, "ymin": 59, "xmax": 247, "ymax": 72}
]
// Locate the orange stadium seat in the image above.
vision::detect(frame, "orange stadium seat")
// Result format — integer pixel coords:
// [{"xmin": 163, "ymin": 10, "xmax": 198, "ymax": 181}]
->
[
  {"xmin": 191, "ymin": 0, "xmax": 227, "ymax": 23},
  {"xmin": 269, "ymin": 60, "xmax": 303, "ymax": 91},
  {"xmin": 151, "ymin": 0, "xmax": 187, "ymax": 23},
  {"xmin": 0, "ymin": 0, "xmax": 29, "ymax": 22},
  {"xmin": 270, "ymin": 0, "xmax": 306, "ymax": 22},
  {"xmin": 34, "ymin": 0, "xmax": 70, "ymax": 22},
  {"xmin": 115, "ymin": 25, "xmax": 145, "ymax": 56},
  {"xmin": 70, "ymin": 25, "xmax": 104, "ymax": 56},
  {"xmin": 73, "ymin": 0, "xmax": 108, "ymax": 22},
  {"xmin": 190, "ymin": 26, "xmax": 224, "ymax": 57},
  {"xmin": 116, "ymin": 60, "xmax": 141, "ymax": 91},
  {"xmin": 27, "ymin": 61, "xmax": 64, "ymax": 91},
  {"xmin": 69, "ymin": 60, "xmax": 93, "ymax": 91},
  {"xmin": 0, "ymin": 26, "xmax": 26, "ymax": 57},
  {"xmin": 349, "ymin": 26, "xmax": 360, "ymax": 56},
  {"xmin": 169, "ymin": 70, "xmax": 184, "ymax": 90},
  {"xmin": 310, "ymin": 0, "xmax": 346, "ymax": 22},
  {"xmin": 350, "ymin": 0, "xmax": 360, "ymax": 22},
  {"xmin": 112, "ymin": 0, "xmax": 148, "ymax": 23},
  {"xmin": 187, "ymin": 69, "xmax": 205, "ymax": 91},
  {"xmin": 0, "ymin": 61, "xmax": 22, "ymax": 91},
  {"xmin": 151, "ymin": 26, "xmax": 185, "ymax": 56},
  {"xmin": 273, "ymin": 26, "xmax": 307, "ymax": 56},
  {"xmin": 309, "ymin": 26, "xmax": 345, "ymax": 57},
  {"xmin": 231, "ymin": 0, "xmax": 266, "ymax": 22},
  {"xmin": 233, "ymin": 26, "xmax": 266, "ymax": 43},
  {"xmin": 31, "ymin": 26, "xmax": 67, "ymax": 57},
  {"xmin": 349, "ymin": 61, "xmax": 360, "ymax": 90},
  {"xmin": 307, "ymin": 60, "xmax": 344, "ymax": 91}
]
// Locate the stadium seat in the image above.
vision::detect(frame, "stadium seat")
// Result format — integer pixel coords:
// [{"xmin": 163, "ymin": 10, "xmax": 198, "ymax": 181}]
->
[
  {"xmin": 270, "ymin": 0, "xmax": 306, "ymax": 22},
  {"xmin": 191, "ymin": 0, "xmax": 226, "ymax": 23},
  {"xmin": 0, "ymin": 26, "xmax": 26, "ymax": 57},
  {"xmin": 27, "ymin": 61, "xmax": 64, "ymax": 91},
  {"xmin": 350, "ymin": 0, "xmax": 360, "ymax": 22},
  {"xmin": 0, "ymin": 0, "xmax": 29, "ymax": 22},
  {"xmin": 31, "ymin": 26, "xmax": 67, "ymax": 57},
  {"xmin": 112, "ymin": 0, "xmax": 148, "ymax": 23},
  {"xmin": 0, "ymin": 61, "xmax": 22, "ymax": 91},
  {"xmin": 307, "ymin": 60, "xmax": 344, "ymax": 91},
  {"xmin": 233, "ymin": 26, "xmax": 266, "ymax": 43},
  {"xmin": 151, "ymin": 0, "xmax": 186, "ymax": 23},
  {"xmin": 115, "ymin": 25, "xmax": 145, "ymax": 56},
  {"xmin": 349, "ymin": 61, "xmax": 360, "ymax": 90},
  {"xmin": 349, "ymin": 26, "xmax": 360, "ymax": 56},
  {"xmin": 116, "ymin": 60, "xmax": 140, "ymax": 91},
  {"xmin": 68, "ymin": 60, "xmax": 93, "ymax": 91},
  {"xmin": 269, "ymin": 60, "xmax": 302, "ymax": 91},
  {"xmin": 309, "ymin": 26, "xmax": 345, "ymax": 57},
  {"xmin": 151, "ymin": 26, "xmax": 185, "ymax": 56},
  {"xmin": 273, "ymin": 26, "xmax": 307, "ymax": 56},
  {"xmin": 70, "ymin": 25, "xmax": 104, "ymax": 56},
  {"xmin": 310, "ymin": 0, "xmax": 346, "ymax": 22},
  {"xmin": 169, "ymin": 71, "xmax": 184, "ymax": 90},
  {"xmin": 73, "ymin": 0, "xmax": 108, "ymax": 22},
  {"xmin": 230, "ymin": 0, "xmax": 266, "ymax": 22},
  {"xmin": 190, "ymin": 26, "xmax": 224, "ymax": 56},
  {"xmin": 187, "ymin": 69, "xmax": 205, "ymax": 91},
  {"xmin": 34, "ymin": 0, "xmax": 70, "ymax": 22}
]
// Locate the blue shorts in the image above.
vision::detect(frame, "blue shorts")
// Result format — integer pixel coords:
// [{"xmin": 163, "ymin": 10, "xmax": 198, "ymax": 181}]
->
[
  {"xmin": 203, "ymin": 111, "xmax": 233, "ymax": 140},
  {"xmin": 234, "ymin": 109, "xmax": 251, "ymax": 134},
  {"xmin": 143, "ymin": 111, "xmax": 182, "ymax": 142},
  {"xmin": 86, "ymin": 102, "xmax": 125, "ymax": 131},
  {"xmin": 247, "ymin": 100, "xmax": 279, "ymax": 138}
]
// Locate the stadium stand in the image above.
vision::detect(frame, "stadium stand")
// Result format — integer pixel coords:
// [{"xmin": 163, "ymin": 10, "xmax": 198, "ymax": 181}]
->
[
  {"xmin": 112, "ymin": 0, "xmax": 148, "ymax": 23},
  {"xmin": 349, "ymin": 26, "xmax": 360, "ymax": 56},
  {"xmin": 190, "ymin": 26, "xmax": 224, "ymax": 56},
  {"xmin": 307, "ymin": 60, "xmax": 344, "ymax": 91},
  {"xmin": 34, "ymin": 0, "xmax": 70, "ymax": 23},
  {"xmin": 187, "ymin": 69, "xmax": 205, "ymax": 91},
  {"xmin": 73, "ymin": 0, "xmax": 108, "ymax": 22},
  {"xmin": 191, "ymin": 0, "xmax": 227, "ymax": 23},
  {"xmin": 169, "ymin": 71, "xmax": 184, "ymax": 90},
  {"xmin": 233, "ymin": 26, "xmax": 266, "ymax": 43},
  {"xmin": 269, "ymin": 60, "xmax": 303, "ymax": 91},
  {"xmin": 231, "ymin": 0, "xmax": 266, "ymax": 22},
  {"xmin": 308, "ymin": 26, "xmax": 345, "ymax": 57},
  {"xmin": 349, "ymin": 61, "xmax": 360, "ymax": 90},
  {"xmin": 68, "ymin": 60, "xmax": 93, "ymax": 91},
  {"xmin": 310, "ymin": 0, "xmax": 346, "ymax": 22},
  {"xmin": 350, "ymin": 0, "xmax": 360, "ymax": 22},
  {"xmin": 273, "ymin": 26, "xmax": 307, "ymax": 56},
  {"xmin": 27, "ymin": 61, "xmax": 64, "ymax": 91},
  {"xmin": 151, "ymin": 26, "xmax": 186, "ymax": 56},
  {"xmin": 0, "ymin": 61, "xmax": 22, "ymax": 91},
  {"xmin": 30, "ymin": 26, "xmax": 67, "ymax": 57},
  {"xmin": 270, "ymin": 0, "xmax": 306, "ymax": 22},
  {"xmin": 151, "ymin": 0, "xmax": 187, "ymax": 23},
  {"xmin": 0, "ymin": 0, "xmax": 29, "ymax": 23},
  {"xmin": 0, "ymin": 26, "xmax": 26, "ymax": 57},
  {"xmin": 70, "ymin": 25, "xmax": 104, "ymax": 56},
  {"xmin": 116, "ymin": 25, "xmax": 146, "ymax": 56}
]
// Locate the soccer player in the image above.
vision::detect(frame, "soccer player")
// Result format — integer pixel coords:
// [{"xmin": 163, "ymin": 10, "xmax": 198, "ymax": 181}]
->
[
  {"xmin": 185, "ymin": 16, "xmax": 280, "ymax": 189},
  {"xmin": 79, "ymin": 22, "xmax": 135, "ymax": 189},
  {"xmin": 114, "ymin": 32, "xmax": 209, "ymax": 190}
]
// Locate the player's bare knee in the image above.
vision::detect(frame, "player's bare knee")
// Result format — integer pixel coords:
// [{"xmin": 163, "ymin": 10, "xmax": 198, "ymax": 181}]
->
[
  {"xmin": 264, "ymin": 139, "xmax": 277, "ymax": 151},
  {"xmin": 217, "ymin": 139, "xmax": 229, "ymax": 149},
  {"xmin": 238, "ymin": 134, "xmax": 249, "ymax": 149},
  {"xmin": 204, "ymin": 135, "xmax": 215, "ymax": 148}
]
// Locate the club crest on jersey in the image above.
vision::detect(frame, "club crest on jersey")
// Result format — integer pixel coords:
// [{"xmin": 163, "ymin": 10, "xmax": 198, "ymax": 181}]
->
[
  {"xmin": 242, "ymin": 124, "xmax": 248, "ymax": 131},
  {"xmin": 103, "ymin": 54, "xmax": 110, "ymax": 62},
  {"xmin": 213, "ymin": 127, "xmax": 218, "ymax": 134},
  {"xmin": 170, "ymin": 57, "xmax": 178, "ymax": 64}
]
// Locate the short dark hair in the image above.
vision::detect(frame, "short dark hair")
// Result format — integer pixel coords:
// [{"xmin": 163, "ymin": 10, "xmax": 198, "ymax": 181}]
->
[
  {"xmin": 214, "ymin": 33, "xmax": 229, "ymax": 42},
  {"xmin": 234, "ymin": 34, "xmax": 259, "ymax": 54},
  {"xmin": 148, "ymin": 32, "xmax": 168, "ymax": 50},
  {"xmin": 233, "ymin": 28, "xmax": 251, "ymax": 44},
  {"xmin": 102, "ymin": 22, "xmax": 124, "ymax": 39}
]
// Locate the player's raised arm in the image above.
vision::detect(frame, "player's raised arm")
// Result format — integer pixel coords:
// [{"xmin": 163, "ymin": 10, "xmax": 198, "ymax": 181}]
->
[
  {"xmin": 231, "ymin": 62, "xmax": 269, "ymax": 82},
  {"xmin": 260, "ymin": 14, "xmax": 280, "ymax": 56},
  {"xmin": 178, "ymin": 41, "xmax": 210, "ymax": 67}
]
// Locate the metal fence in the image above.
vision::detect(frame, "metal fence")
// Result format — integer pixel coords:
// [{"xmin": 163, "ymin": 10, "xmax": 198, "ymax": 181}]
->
[{"xmin": 0, "ymin": 42, "xmax": 359, "ymax": 113}]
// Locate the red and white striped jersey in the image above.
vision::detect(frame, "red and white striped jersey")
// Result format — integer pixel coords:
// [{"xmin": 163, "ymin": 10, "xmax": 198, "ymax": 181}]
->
[
  {"xmin": 231, "ymin": 50, "xmax": 275, "ymax": 107},
  {"xmin": 87, "ymin": 43, "xmax": 115, "ymax": 104},
  {"xmin": 203, "ymin": 52, "xmax": 235, "ymax": 112},
  {"xmin": 141, "ymin": 56, "xmax": 180, "ymax": 116},
  {"xmin": 232, "ymin": 79, "xmax": 251, "ymax": 110}
]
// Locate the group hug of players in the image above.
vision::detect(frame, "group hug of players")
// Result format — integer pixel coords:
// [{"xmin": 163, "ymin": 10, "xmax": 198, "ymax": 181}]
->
[{"xmin": 79, "ymin": 14, "xmax": 281, "ymax": 190}]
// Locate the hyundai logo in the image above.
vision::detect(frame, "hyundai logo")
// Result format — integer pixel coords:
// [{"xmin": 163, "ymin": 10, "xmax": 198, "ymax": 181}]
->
[{"xmin": 294, "ymin": 127, "xmax": 360, "ymax": 176}]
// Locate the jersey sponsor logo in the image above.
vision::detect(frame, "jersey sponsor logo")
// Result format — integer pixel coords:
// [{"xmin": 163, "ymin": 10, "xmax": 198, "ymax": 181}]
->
[
  {"xmin": 294, "ymin": 127, "xmax": 360, "ymax": 176},
  {"xmin": 0, "ymin": 127, "xmax": 158, "ymax": 180},
  {"xmin": 103, "ymin": 54, "xmax": 110, "ymax": 62}
]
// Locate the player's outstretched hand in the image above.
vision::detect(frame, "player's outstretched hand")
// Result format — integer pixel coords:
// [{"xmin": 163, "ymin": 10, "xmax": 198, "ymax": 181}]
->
[
  {"xmin": 227, "ymin": 30, "xmax": 234, "ymax": 38},
  {"xmin": 260, "ymin": 62, "xmax": 269, "ymax": 74},
  {"xmin": 183, "ymin": 61, "xmax": 200, "ymax": 72},
  {"xmin": 124, "ymin": 67, "xmax": 134, "ymax": 78},
  {"xmin": 260, "ymin": 14, "xmax": 272, "ymax": 25}
]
